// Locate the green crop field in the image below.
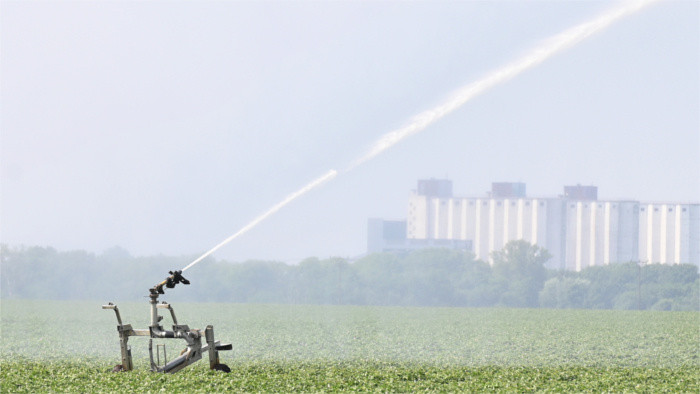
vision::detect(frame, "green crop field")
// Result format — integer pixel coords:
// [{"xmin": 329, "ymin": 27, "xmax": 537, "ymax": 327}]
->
[{"xmin": 1, "ymin": 299, "xmax": 698, "ymax": 392}]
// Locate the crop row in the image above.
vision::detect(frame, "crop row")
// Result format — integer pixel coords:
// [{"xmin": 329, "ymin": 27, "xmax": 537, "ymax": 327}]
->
[
  {"xmin": 1, "ymin": 359, "xmax": 699, "ymax": 393},
  {"xmin": 2, "ymin": 300, "xmax": 698, "ymax": 368}
]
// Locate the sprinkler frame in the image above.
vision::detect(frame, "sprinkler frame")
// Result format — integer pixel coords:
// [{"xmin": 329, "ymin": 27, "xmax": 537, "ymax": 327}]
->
[{"xmin": 102, "ymin": 270, "xmax": 231, "ymax": 373}]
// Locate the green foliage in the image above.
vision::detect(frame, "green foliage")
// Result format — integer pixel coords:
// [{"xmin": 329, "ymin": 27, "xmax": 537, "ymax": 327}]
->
[
  {"xmin": 539, "ymin": 277, "xmax": 591, "ymax": 309},
  {"xmin": 351, "ymin": 248, "xmax": 492, "ymax": 307},
  {"xmin": 1, "ymin": 300, "xmax": 699, "ymax": 392},
  {"xmin": 1, "ymin": 243, "xmax": 698, "ymax": 310},
  {"xmin": 0, "ymin": 244, "xmax": 194, "ymax": 302},
  {"xmin": 1, "ymin": 360, "xmax": 698, "ymax": 393},
  {"xmin": 491, "ymin": 240, "xmax": 550, "ymax": 307},
  {"xmin": 3, "ymin": 300, "xmax": 699, "ymax": 367}
]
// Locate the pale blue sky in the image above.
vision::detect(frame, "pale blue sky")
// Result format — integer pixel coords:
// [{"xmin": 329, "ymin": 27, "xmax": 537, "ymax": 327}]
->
[{"xmin": 1, "ymin": 0, "xmax": 698, "ymax": 263}]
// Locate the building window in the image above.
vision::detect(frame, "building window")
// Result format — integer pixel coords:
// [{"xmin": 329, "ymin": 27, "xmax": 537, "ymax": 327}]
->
[
  {"xmin": 641, "ymin": 208, "xmax": 645, "ymax": 212},
  {"xmin": 683, "ymin": 208, "xmax": 687, "ymax": 212},
  {"xmin": 669, "ymin": 208, "xmax": 673, "ymax": 212},
  {"xmin": 497, "ymin": 201, "xmax": 502, "ymax": 206},
  {"xmin": 540, "ymin": 202, "xmax": 544, "ymax": 207}
]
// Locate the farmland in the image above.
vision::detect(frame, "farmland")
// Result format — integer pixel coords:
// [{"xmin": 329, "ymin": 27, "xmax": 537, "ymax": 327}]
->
[{"xmin": 1, "ymin": 300, "xmax": 698, "ymax": 392}]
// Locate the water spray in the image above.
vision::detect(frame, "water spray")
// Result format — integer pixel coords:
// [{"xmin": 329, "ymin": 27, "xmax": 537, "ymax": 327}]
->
[
  {"xmin": 182, "ymin": 169, "xmax": 338, "ymax": 272},
  {"xmin": 102, "ymin": 0, "xmax": 657, "ymax": 373},
  {"xmin": 348, "ymin": 0, "xmax": 659, "ymax": 170},
  {"xmin": 184, "ymin": 0, "xmax": 657, "ymax": 273}
]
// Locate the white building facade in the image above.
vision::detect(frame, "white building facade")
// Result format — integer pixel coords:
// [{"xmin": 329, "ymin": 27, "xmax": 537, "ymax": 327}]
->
[
  {"xmin": 404, "ymin": 180, "xmax": 699, "ymax": 270},
  {"xmin": 562, "ymin": 200, "xmax": 638, "ymax": 271},
  {"xmin": 407, "ymin": 194, "xmax": 565, "ymax": 268},
  {"xmin": 638, "ymin": 203, "xmax": 700, "ymax": 265}
]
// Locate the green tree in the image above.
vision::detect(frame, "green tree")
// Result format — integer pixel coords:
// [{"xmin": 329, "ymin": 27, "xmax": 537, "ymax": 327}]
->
[
  {"xmin": 353, "ymin": 252, "xmax": 407, "ymax": 306},
  {"xmin": 402, "ymin": 248, "xmax": 483, "ymax": 306},
  {"xmin": 294, "ymin": 257, "xmax": 350, "ymax": 305},
  {"xmin": 491, "ymin": 240, "xmax": 551, "ymax": 308},
  {"xmin": 539, "ymin": 277, "xmax": 591, "ymax": 308}
]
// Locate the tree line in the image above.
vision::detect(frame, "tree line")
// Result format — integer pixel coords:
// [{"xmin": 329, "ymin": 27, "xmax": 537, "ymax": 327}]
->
[{"xmin": 1, "ymin": 242, "xmax": 697, "ymax": 310}]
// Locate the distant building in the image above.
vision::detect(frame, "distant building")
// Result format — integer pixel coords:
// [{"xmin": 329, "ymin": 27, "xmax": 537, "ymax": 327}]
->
[
  {"xmin": 370, "ymin": 179, "xmax": 700, "ymax": 270},
  {"xmin": 491, "ymin": 182, "xmax": 526, "ymax": 198},
  {"xmin": 638, "ymin": 203, "xmax": 700, "ymax": 265},
  {"xmin": 367, "ymin": 219, "xmax": 408, "ymax": 253},
  {"xmin": 562, "ymin": 199, "xmax": 638, "ymax": 271},
  {"xmin": 417, "ymin": 178, "xmax": 453, "ymax": 198},
  {"xmin": 564, "ymin": 185, "xmax": 598, "ymax": 200},
  {"xmin": 406, "ymin": 181, "xmax": 565, "ymax": 269},
  {"xmin": 367, "ymin": 218, "xmax": 471, "ymax": 254}
]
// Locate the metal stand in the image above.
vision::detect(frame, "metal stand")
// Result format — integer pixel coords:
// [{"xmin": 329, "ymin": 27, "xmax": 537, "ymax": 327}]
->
[{"xmin": 102, "ymin": 270, "xmax": 231, "ymax": 373}]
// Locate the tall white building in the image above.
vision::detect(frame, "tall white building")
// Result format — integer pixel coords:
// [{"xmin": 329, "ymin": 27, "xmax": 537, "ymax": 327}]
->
[
  {"xmin": 407, "ymin": 180, "xmax": 566, "ymax": 269},
  {"xmin": 562, "ymin": 199, "xmax": 639, "ymax": 271},
  {"xmin": 402, "ymin": 179, "xmax": 699, "ymax": 270},
  {"xmin": 638, "ymin": 203, "xmax": 700, "ymax": 265}
]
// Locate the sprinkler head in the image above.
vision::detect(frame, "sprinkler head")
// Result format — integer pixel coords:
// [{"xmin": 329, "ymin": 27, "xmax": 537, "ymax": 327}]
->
[
  {"xmin": 167, "ymin": 270, "xmax": 190, "ymax": 288},
  {"xmin": 150, "ymin": 270, "xmax": 191, "ymax": 296}
]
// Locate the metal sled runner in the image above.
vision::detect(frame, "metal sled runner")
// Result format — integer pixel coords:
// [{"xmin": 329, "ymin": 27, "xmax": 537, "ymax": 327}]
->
[{"xmin": 102, "ymin": 270, "xmax": 231, "ymax": 373}]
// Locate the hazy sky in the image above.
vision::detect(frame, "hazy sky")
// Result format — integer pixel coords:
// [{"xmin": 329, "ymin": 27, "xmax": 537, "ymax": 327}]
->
[{"xmin": 1, "ymin": 0, "xmax": 698, "ymax": 264}]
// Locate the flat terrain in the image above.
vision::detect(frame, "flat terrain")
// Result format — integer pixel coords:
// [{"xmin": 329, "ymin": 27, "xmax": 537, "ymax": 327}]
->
[{"xmin": 1, "ymin": 300, "xmax": 698, "ymax": 392}]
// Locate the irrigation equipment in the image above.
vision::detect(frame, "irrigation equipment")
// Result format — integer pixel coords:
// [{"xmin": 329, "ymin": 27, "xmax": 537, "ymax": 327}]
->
[{"xmin": 102, "ymin": 270, "xmax": 231, "ymax": 373}]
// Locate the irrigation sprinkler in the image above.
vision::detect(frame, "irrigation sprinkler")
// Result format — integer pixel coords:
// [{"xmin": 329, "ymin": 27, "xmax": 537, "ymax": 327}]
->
[{"xmin": 102, "ymin": 270, "xmax": 232, "ymax": 373}]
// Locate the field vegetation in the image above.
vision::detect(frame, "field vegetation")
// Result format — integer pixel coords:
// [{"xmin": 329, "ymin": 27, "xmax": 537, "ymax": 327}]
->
[
  {"xmin": 1, "ymin": 300, "xmax": 698, "ymax": 392},
  {"xmin": 2, "ymin": 242, "xmax": 698, "ymax": 391}
]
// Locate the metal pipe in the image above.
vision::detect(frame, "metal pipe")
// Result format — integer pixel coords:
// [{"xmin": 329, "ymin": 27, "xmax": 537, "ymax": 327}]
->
[
  {"xmin": 205, "ymin": 325, "xmax": 218, "ymax": 369},
  {"xmin": 156, "ymin": 302, "xmax": 178, "ymax": 325},
  {"xmin": 149, "ymin": 294, "xmax": 159, "ymax": 327},
  {"xmin": 102, "ymin": 303, "xmax": 123, "ymax": 326},
  {"xmin": 161, "ymin": 348, "xmax": 193, "ymax": 373}
]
